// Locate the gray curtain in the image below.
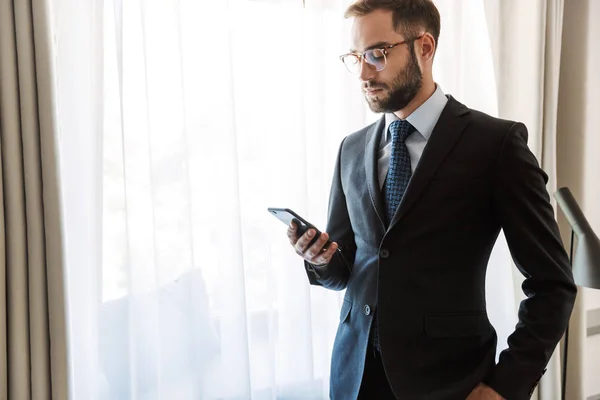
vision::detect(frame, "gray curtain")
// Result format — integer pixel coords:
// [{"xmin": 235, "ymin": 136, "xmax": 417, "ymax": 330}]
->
[
  {"xmin": 557, "ymin": 0, "xmax": 600, "ymax": 399},
  {"xmin": 0, "ymin": 0, "xmax": 68, "ymax": 399}
]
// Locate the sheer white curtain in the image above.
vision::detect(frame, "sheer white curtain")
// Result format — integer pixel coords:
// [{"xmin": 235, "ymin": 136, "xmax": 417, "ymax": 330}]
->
[{"xmin": 50, "ymin": 0, "xmax": 521, "ymax": 399}]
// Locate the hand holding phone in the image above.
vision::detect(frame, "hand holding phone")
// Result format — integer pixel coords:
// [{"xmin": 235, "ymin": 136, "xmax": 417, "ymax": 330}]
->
[
  {"xmin": 288, "ymin": 221, "xmax": 339, "ymax": 266},
  {"xmin": 268, "ymin": 208, "xmax": 339, "ymax": 266}
]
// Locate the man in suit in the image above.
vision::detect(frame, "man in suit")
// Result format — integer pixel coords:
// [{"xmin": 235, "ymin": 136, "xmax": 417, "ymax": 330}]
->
[{"xmin": 286, "ymin": 0, "xmax": 577, "ymax": 399}]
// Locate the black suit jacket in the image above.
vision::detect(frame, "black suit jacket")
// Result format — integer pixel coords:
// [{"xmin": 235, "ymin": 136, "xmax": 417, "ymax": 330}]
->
[{"xmin": 304, "ymin": 96, "xmax": 576, "ymax": 400}]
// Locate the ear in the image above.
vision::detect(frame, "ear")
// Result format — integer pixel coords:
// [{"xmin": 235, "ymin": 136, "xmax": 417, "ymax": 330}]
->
[{"xmin": 417, "ymin": 33, "xmax": 436, "ymax": 62}]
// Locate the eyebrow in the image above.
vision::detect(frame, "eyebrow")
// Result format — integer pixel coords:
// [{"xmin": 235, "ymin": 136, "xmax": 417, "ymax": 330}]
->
[{"xmin": 350, "ymin": 41, "xmax": 392, "ymax": 53}]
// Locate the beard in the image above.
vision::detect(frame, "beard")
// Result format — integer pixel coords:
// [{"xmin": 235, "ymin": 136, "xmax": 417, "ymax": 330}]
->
[{"xmin": 364, "ymin": 44, "xmax": 423, "ymax": 113}]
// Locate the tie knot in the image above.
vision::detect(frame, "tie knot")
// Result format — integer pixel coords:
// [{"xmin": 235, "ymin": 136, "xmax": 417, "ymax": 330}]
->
[{"xmin": 389, "ymin": 120, "xmax": 414, "ymax": 143}]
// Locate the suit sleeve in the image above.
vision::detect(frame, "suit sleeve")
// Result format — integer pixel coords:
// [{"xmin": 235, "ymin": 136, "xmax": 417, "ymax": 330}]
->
[
  {"xmin": 304, "ymin": 137, "xmax": 356, "ymax": 291},
  {"xmin": 485, "ymin": 122, "xmax": 577, "ymax": 399}
]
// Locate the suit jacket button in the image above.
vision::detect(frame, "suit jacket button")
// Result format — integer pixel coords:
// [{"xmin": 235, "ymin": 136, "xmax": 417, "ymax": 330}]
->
[
  {"xmin": 380, "ymin": 249, "xmax": 389, "ymax": 259},
  {"xmin": 363, "ymin": 305, "xmax": 371, "ymax": 315}
]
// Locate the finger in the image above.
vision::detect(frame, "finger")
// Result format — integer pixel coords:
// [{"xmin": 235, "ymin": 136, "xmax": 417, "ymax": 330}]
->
[
  {"xmin": 304, "ymin": 232, "xmax": 330, "ymax": 259},
  {"xmin": 294, "ymin": 228, "xmax": 318, "ymax": 254},
  {"xmin": 287, "ymin": 221, "xmax": 298, "ymax": 244},
  {"xmin": 312, "ymin": 242, "xmax": 338, "ymax": 265}
]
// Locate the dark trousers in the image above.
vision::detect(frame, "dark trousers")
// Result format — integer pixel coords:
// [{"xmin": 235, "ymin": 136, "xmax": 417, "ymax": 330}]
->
[{"xmin": 357, "ymin": 347, "xmax": 397, "ymax": 399}]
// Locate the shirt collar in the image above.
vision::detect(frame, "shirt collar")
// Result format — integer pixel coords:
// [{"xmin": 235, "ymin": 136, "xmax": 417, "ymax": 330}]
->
[{"xmin": 384, "ymin": 84, "xmax": 448, "ymax": 141}]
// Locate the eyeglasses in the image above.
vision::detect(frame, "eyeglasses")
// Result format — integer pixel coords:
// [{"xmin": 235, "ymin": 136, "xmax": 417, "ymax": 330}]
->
[{"xmin": 339, "ymin": 36, "xmax": 423, "ymax": 75}]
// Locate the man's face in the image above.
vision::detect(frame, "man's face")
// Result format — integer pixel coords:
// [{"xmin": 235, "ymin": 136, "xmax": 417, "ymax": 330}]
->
[{"xmin": 350, "ymin": 10, "xmax": 423, "ymax": 113}]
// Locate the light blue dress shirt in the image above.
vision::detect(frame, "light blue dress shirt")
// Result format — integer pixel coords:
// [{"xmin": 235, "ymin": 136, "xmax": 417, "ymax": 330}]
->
[{"xmin": 378, "ymin": 84, "xmax": 448, "ymax": 189}]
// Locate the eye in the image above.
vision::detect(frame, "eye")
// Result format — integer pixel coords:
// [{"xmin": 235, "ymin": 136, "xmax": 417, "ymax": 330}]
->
[{"xmin": 366, "ymin": 49, "xmax": 385, "ymax": 62}]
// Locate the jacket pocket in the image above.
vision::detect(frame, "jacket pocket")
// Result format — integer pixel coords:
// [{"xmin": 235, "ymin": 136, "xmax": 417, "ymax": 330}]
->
[
  {"xmin": 340, "ymin": 299, "xmax": 352, "ymax": 323},
  {"xmin": 425, "ymin": 312, "xmax": 491, "ymax": 338}
]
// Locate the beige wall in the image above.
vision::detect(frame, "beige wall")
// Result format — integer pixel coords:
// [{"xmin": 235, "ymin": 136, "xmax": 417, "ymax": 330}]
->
[{"xmin": 557, "ymin": 0, "xmax": 600, "ymax": 397}]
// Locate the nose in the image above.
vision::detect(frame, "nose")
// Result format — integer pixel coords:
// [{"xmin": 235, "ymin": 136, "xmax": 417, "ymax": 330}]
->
[{"xmin": 359, "ymin": 58, "xmax": 377, "ymax": 82}]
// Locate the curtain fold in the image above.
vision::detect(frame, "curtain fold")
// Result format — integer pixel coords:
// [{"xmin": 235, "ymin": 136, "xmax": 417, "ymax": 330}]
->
[{"xmin": 0, "ymin": 0, "xmax": 68, "ymax": 399}]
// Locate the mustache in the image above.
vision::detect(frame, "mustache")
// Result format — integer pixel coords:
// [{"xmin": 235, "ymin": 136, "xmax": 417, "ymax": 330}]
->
[{"xmin": 363, "ymin": 82, "xmax": 387, "ymax": 90}]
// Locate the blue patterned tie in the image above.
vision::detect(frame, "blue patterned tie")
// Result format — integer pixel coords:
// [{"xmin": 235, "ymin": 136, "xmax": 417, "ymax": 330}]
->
[
  {"xmin": 371, "ymin": 120, "xmax": 414, "ymax": 353},
  {"xmin": 383, "ymin": 119, "xmax": 415, "ymax": 224}
]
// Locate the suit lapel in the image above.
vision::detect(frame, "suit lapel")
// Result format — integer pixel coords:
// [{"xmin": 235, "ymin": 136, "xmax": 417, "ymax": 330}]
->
[
  {"xmin": 364, "ymin": 116, "xmax": 387, "ymax": 231},
  {"xmin": 388, "ymin": 96, "xmax": 470, "ymax": 229}
]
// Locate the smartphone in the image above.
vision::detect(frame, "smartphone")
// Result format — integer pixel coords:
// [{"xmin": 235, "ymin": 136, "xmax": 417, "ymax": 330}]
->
[{"xmin": 268, "ymin": 207, "xmax": 333, "ymax": 251}]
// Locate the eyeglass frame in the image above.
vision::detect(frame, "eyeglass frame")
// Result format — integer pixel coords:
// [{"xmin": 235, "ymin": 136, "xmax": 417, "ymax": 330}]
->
[{"xmin": 339, "ymin": 34, "xmax": 424, "ymax": 74}]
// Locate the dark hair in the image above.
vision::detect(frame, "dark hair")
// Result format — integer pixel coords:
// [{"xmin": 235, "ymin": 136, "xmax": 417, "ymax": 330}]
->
[{"xmin": 344, "ymin": 0, "xmax": 441, "ymax": 51}]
